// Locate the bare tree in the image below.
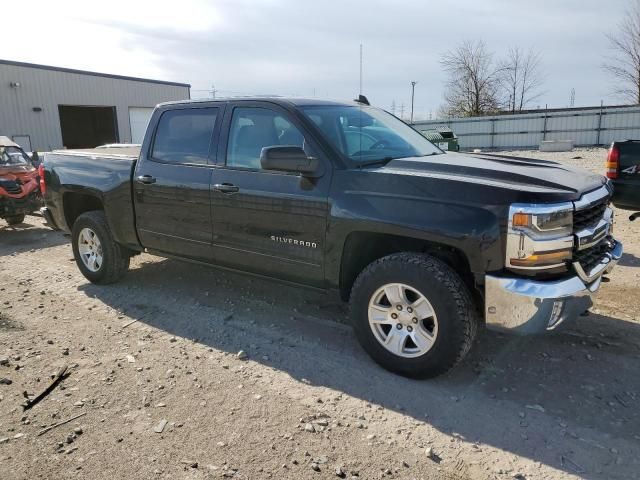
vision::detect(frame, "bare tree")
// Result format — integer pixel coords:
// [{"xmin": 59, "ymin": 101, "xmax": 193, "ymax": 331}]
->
[
  {"xmin": 499, "ymin": 47, "xmax": 544, "ymax": 112},
  {"xmin": 604, "ymin": 0, "xmax": 640, "ymax": 103},
  {"xmin": 440, "ymin": 40, "xmax": 502, "ymax": 117}
]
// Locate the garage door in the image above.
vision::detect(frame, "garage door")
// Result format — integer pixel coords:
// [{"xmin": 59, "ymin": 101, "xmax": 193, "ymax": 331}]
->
[{"xmin": 129, "ymin": 107, "xmax": 154, "ymax": 144}]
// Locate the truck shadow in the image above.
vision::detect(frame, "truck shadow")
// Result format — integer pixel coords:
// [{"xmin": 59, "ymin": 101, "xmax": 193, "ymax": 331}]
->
[
  {"xmin": 78, "ymin": 256, "xmax": 640, "ymax": 480},
  {"xmin": 618, "ymin": 252, "xmax": 640, "ymax": 267},
  {"xmin": 0, "ymin": 218, "xmax": 68, "ymax": 255}
]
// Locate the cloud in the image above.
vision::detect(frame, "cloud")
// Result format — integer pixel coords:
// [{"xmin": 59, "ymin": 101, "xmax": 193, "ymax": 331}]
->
[{"xmin": 0, "ymin": 0, "xmax": 631, "ymax": 119}]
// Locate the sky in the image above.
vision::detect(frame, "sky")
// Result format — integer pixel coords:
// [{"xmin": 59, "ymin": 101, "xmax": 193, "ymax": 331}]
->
[{"xmin": 1, "ymin": 0, "xmax": 632, "ymax": 120}]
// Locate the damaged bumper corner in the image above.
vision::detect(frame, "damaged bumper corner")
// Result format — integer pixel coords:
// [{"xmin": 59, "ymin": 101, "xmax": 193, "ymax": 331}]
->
[
  {"xmin": 484, "ymin": 239, "xmax": 623, "ymax": 335},
  {"xmin": 0, "ymin": 193, "xmax": 42, "ymax": 218}
]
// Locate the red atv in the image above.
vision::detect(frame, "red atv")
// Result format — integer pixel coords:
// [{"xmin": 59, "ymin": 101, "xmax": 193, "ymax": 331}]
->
[{"xmin": 0, "ymin": 137, "xmax": 42, "ymax": 226}]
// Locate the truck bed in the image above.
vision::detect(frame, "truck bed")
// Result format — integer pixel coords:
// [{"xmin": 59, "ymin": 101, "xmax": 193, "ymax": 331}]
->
[
  {"xmin": 54, "ymin": 145, "xmax": 141, "ymax": 159},
  {"xmin": 43, "ymin": 147, "xmax": 140, "ymax": 250}
]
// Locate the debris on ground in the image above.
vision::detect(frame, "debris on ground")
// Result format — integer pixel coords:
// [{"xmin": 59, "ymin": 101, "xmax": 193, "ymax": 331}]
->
[
  {"xmin": 22, "ymin": 364, "xmax": 68, "ymax": 410},
  {"xmin": 37, "ymin": 412, "xmax": 87, "ymax": 436},
  {"xmin": 154, "ymin": 419, "xmax": 168, "ymax": 433}
]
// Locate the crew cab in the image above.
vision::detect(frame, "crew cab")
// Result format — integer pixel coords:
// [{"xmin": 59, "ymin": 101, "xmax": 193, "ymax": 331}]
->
[
  {"xmin": 606, "ymin": 140, "xmax": 640, "ymax": 217},
  {"xmin": 40, "ymin": 98, "xmax": 623, "ymax": 378}
]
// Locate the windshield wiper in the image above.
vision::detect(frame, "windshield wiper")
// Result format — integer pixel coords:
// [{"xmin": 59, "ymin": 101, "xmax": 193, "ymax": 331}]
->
[
  {"xmin": 356, "ymin": 157, "xmax": 395, "ymax": 168},
  {"xmin": 356, "ymin": 152, "xmax": 441, "ymax": 168}
]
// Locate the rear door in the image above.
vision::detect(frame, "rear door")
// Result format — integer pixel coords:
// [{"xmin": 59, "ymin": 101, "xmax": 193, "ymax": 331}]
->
[
  {"xmin": 209, "ymin": 101, "xmax": 331, "ymax": 286},
  {"xmin": 133, "ymin": 103, "xmax": 223, "ymax": 261}
]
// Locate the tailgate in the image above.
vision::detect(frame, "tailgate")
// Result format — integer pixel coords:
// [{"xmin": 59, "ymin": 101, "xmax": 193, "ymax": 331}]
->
[{"xmin": 618, "ymin": 141, "xmax": 640, "ymax": 177}]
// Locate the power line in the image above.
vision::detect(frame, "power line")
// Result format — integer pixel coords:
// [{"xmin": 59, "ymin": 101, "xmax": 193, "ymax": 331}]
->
[{"xmin": 570, "ymin": 88, "xmax": 576, "ymax": 107}]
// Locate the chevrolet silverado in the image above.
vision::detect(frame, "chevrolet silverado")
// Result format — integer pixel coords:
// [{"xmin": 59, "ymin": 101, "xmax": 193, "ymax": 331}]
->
[{"xmin": 40, "ymin": 97, "xmax": 623, "ymax": 378}]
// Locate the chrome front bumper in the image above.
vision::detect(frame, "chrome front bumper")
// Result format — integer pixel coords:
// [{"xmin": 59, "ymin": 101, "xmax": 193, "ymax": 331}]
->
[{"xmin": 485, "ymin": 240, "xmax": 623, "ymax": 334}]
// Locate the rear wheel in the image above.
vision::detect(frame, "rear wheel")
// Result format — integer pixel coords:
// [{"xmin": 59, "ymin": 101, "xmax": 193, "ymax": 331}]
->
[
  {"xmin": 349, "ymin": 252, "xmax": 478, "ymax": 378},
  {"xmin": 72, "ymin": 211, "xmax": 130, "ymax": 284},
  {"xmin": 5, "ymin": 214, "xmax": 25, "ymax": 225}
]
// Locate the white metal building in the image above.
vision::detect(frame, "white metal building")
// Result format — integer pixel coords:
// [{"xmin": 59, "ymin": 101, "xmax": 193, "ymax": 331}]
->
[
  {"xmin": 0, "ymin": 60, "xmax": 190, "ymax": 151},
  {"xmin": 412, "ymin": 104, "xmax": 640, "ymax": 150}
]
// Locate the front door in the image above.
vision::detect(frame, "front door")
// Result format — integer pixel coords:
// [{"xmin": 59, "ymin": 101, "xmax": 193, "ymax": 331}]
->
[
  {"xmin": 210, "ymin": 103, "xmax": 331, "ymax": 286},
  {"xmin": 133, "ymin": 105, "xmax": 221, "ymax": 261}
]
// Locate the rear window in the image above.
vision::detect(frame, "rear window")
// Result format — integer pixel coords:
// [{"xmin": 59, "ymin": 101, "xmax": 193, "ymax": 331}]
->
[{"xmin": 151, "ymin": 108, "xmax": 218, "ymax": 165}]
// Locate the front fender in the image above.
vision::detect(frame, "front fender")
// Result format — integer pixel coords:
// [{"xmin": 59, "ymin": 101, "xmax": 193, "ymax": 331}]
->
[{"xmin": 325, "ymin": 171, "xmax": 505, "ymax": 288}]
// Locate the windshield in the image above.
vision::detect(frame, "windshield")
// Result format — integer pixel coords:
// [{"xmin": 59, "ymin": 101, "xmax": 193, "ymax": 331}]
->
[
  {"xmin": 0, "ymin": 146, "xmax": 31, "ymax": 167},
  {"xmin": 300, "ymin": 105, "xmax": 442, "ymax": 166}
]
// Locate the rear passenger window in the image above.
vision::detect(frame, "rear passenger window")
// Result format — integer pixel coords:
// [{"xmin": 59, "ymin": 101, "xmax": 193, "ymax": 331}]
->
[{"xmin": 151, "ymin": 108, "xmax": 218, "ymax": 165}]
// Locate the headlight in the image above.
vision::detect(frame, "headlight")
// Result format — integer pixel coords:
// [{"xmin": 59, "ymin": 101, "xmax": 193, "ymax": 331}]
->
[
  {"xmin": 511, "ymin": 210, "xmax": 573, "ymax": 239},
  {"xmin": 506, "ymin": 203, "xmax": 574, "ymax": 272}
]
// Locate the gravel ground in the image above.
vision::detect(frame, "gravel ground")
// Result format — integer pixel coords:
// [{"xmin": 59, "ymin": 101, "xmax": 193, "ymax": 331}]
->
[{"xmin": 0, "ymin": 148, "xmax": 639, "ymax": 480}]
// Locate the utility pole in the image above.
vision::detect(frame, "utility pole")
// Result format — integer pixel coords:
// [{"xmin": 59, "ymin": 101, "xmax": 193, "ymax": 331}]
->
[
  {"xmin": 399, "ymin": 103, "xmax": 405, "ymax": 120},
  {"xmin": 211, "ymin": 84, "xmax": 217, "ymax": 99},
  {"xmin": 410, "ymin": 81, "xmax": 417, "ymax": 123},
  {"xmin": 391, "ymin": 100, "xmax": 396, "ymax": 115}
]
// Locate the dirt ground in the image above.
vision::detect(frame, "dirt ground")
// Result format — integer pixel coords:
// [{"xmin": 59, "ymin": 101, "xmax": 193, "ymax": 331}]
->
[{"xmin": 0, "ymin": 148, "xmax": 638, "ymax": 480}]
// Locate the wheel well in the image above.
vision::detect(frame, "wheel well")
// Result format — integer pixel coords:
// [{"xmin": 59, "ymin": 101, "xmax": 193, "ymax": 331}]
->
[
  {"xmin": 63, "ymin": 192, "xmax": 104, "ymax": 230},
  {"xmin": 339, "ymin": 232, "xmax": 478, "ymax": 303}
]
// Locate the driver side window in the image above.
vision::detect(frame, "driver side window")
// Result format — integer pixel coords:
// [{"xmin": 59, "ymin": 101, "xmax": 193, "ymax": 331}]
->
[{"xmin": 227, "ymin": 107, "xmax": 305, "ymax": 170}]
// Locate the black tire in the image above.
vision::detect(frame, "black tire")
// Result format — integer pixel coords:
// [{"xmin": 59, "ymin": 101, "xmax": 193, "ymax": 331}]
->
[
  {"xmin": 349, "ymin": 252, "xmax": 478, "ymax": 379},
  {"xmin": 71, "ymin": 211, "xmax": 130, "ymax": 284},
  {"xmin": 5, "ymin": 214, "xmax": 26, "ymax": 225}
]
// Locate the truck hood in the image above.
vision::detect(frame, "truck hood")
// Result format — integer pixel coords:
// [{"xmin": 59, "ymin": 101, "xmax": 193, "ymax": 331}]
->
[
  {"xmin": 380, "ymin": 152, "xmax": 605, "ymax": 200},
  {"xmin": 0, "ymin": 164, "xmax": 36, "ymax": 176},
  {"xmin": 0, "ymin": 167, "xmax": 38, "ymax": 199}
]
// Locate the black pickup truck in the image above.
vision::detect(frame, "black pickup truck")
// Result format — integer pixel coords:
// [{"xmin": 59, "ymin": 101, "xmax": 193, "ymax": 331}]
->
[
  {"xmin": 41, "ymin": 97, "xmax": 623, "ymax": 378},
  {"xmin": 606, "ymin": 140, "xmax": 640, "ymax": 217}
]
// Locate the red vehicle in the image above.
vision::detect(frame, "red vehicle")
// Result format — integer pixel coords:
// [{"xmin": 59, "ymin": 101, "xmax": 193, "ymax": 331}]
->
[{"xmin": 0, "ymin": 136, "xmax": 42, "ymax": 225}]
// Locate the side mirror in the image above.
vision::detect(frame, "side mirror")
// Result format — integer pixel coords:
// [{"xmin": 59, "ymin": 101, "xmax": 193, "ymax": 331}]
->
[{"xmin": 260, "ymin": 146, "xmax": 321, "ymax": 177}]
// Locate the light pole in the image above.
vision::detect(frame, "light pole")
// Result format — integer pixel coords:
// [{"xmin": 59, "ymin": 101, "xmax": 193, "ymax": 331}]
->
[{"xmin": 410, "ymin": 81, "xmax": 417, "ymax": 123}]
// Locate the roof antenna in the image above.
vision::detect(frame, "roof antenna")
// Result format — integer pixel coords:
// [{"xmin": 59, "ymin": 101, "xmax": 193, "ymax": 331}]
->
[
  {"xmin": 354, "ymin": 44, "xmax": 369, "ymax": 105},
  {"xmin": 359, "ymin": 43, "xmax": 363, "ymax": 96}
]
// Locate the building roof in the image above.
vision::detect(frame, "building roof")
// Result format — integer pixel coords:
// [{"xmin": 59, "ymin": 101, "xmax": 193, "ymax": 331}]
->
[{"xmin": 0, "ymin": 59, "xmax": 190, "ymax": 88}]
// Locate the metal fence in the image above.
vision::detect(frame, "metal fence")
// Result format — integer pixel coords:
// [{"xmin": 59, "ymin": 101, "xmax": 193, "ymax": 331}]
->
[{"xmin": 412, "ymin": 104, "xmax": 640, "ymax": 150}]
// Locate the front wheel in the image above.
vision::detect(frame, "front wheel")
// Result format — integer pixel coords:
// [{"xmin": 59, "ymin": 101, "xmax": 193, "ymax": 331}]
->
[
  {"xmin": 5, "ymin": 214, "xmax": 26, "ymax": 225},
  {"xmin": 72, "ymin": 211, "xmax": 130, "ymax": 284},
  {"xmin": 349, "ymin": 253, "xmax": 478, "ymax": 378}
]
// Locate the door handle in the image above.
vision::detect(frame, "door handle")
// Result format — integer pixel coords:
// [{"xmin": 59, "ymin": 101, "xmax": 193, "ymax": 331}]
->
[
  {"xmin": 136, "ymin": 175, "xmax": 156, "ymax": 185},
  {"xmin": 213, "ymin": 183, "xmax": 240, "ymax": 194}
]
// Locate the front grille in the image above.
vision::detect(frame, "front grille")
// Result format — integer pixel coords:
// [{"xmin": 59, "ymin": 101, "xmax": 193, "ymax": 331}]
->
[
  {"xmin": 0, "ymin": 179, "xmax": 22, "ymax": 195},
  {"xmin": 573, "ymin": 199, "xmax": 608, "ymax": 232},
  {"xmin": 574, "ymin": 240, "xmax": 610, "ymax": 273}
]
